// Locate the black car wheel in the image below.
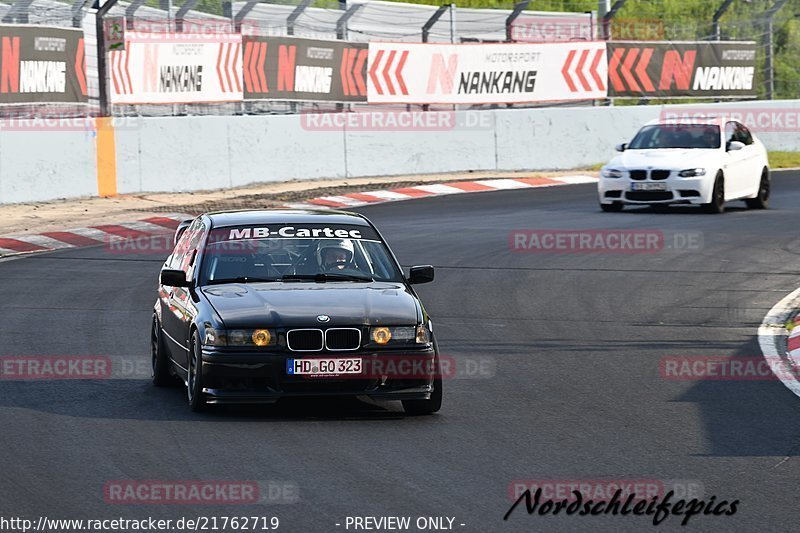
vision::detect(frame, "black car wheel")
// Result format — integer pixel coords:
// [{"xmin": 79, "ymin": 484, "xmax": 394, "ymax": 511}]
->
[
  {"xmin": 703, "ymin": 173, "xmax": 725, "ymax": 214},
  {"xmin": 151, "ymin": 317, "xmax": 172, "ymax": 387},
  {"xmin": 402, "ymin": 354, "xmax": 443, "ymax": 415},
  {"xmin": 187, "ymin": 331, "xmax": 206, "ymax": 412},
  {"xmin": 745, "ymin": 168, "xmax": 770, "ymax": 209}
]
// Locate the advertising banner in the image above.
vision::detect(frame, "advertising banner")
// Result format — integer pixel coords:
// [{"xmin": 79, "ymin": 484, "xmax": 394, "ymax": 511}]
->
[
  {"xmin": 243, "ymin": 36, "xmax": 367, "ymax": 102},
  {"xmin": 0, "ymin": 24, "xmax": 87, "ymax": 104},
  {"xmin": 607, "ymin": 41, "xmax": 757, "ymax": 98},
  {"xmin": 366, "ymin": 41, "xmax": 607, "ymax": 105},
  {"xmin": 109, "ymin": 32, "xmax": 242, "ymax": 105}
]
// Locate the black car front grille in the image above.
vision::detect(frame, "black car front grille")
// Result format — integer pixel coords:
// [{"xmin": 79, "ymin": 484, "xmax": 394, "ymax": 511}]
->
[
  {"xmin": 629, "ymin": 170, "xmax": 647, "ymax": 180},
  {"xmin": 325, "ymin": 328, "xmax": 361, "ymax": 351},
  {"xmin": 625, "ymin": 191, "xmax": 674, "ymax": 201},
  {"xmin": 287, "ymin": 329, "xmax": 324, "ymax": 351},
  {"xmin": 651, "ymin": 170, "xmax": 671, "ymax": 180}
]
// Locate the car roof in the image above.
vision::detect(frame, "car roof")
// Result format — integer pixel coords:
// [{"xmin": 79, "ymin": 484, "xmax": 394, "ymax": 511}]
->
[{"xmin": 204, "ymin": 209, "xmax": 370, "ymax": 229}]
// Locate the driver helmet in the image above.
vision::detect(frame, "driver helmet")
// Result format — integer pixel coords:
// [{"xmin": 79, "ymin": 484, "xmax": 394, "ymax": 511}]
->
[{"xmin": 316, "ymin": 239, "xmax": 355, "ymax": 270}]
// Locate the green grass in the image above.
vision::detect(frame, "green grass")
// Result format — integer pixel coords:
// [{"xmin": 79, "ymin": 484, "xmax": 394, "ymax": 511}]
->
[{"xmin": 769, "ymin": 151, "xmax": 800, "ymax": 169}]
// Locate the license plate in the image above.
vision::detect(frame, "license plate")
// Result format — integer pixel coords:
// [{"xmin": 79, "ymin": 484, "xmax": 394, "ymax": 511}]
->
[
  {"xmin": 287, "ymin": 358, "xmax": 362, "ymax": 376},
  {"xmin": 631, "ymin": 182, "xmax": 667, "ymax": 191}
]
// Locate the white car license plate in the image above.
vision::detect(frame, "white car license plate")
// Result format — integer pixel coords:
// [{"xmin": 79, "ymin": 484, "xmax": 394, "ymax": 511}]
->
[
  {"xmin": 631, "ymin": 182, "xmax": 667, "ymax": 191},
  {"xmin": 287, "ymin": 358, "xmax": 362, "ymax": 376}
]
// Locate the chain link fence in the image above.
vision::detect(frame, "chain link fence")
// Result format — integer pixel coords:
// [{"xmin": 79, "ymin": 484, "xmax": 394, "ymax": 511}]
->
[{"xmin": 0, "ymin": 0, "xmax": 795, "ymax": 118}]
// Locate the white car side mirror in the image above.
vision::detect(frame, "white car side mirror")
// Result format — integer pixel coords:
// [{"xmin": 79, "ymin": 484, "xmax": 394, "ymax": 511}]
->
[
  {"xmin": 727, "ymin": 141, "xmax": 745, "ymax": 151},
  {"xmin": 615, "ymin": 143, "xmax": 627, "ymax": 152}
]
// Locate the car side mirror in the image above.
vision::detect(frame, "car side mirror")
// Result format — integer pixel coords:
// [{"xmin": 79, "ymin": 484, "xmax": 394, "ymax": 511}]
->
[
  {"xmin": 727, "ymin": 140, "xmax": 744, "ymax": 151},
  {"xmin": 160, "ymin": 268, "xmax": 190, "ymax": 287},
  {"xmin": 173, "ymin": 219, "xmax": 193, "ymax": 245},
  {"xmin": 408, "ymin": 265, "xmax": 434, "ymax": 285},
  {"xmin": 615, "ymin": 143, "xmax": 627, "ymax": 152}
]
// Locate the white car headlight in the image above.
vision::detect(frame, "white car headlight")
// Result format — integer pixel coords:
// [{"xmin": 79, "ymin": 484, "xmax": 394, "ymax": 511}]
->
[
  {"xmin": 678, "ymin": 168, "xmax": 706, "ymax": 177},
  {"xmin": 602, "ymin": 168, "xmax": 625, "ymax": 179}
]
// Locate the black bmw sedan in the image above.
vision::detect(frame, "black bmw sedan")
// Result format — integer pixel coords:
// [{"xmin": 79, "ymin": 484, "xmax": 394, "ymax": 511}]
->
[{"xmin": 152, "ymin": 209, "xmax": 441, "ymax": 414}]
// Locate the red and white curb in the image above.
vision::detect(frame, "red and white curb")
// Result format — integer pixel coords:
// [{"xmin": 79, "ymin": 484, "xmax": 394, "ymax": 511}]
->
[
  {"xmin": 759, "ymin": 287, "xmax": 800, "ymax": 397},
  {"xmin": 280, "ymin": 175, "xmax": 598, "ymax": 209},
  {"xmin": 0, "ymin": 214, "xmax": 187, "ymax": 259},
  {"xmin": 0, "ymin": 175, "xmax": 598, "ymax": 259}
]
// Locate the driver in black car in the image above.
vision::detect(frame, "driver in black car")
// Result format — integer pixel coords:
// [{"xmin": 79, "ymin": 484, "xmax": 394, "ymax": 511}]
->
[{"xmin": 316, "ymin": 239, "xmax": 356, "ymax": 272}]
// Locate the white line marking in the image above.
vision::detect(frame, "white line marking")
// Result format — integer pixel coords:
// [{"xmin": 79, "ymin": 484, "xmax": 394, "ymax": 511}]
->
[
  {"xmin": 759, "ymin": 286, "xmax": 800, "ymax": 397},
  {"xmin": 360, "ymin": 190, "xmax": 413, "ymax": 200},
  {"xmin": 412, "ymin": 184, "xmax": 464, "ymax": 195},
  {"xmin": 2, "ymin": 235, "xmax": 71, "ymax": 250},
  {"xmin": 552, "ymin": 175, "xmax": 599, "ymax": 185},
  {"xmin": 118, "ymin": 221, "xmax": 176, "ymax": 233},
  {"xmin": 317, "ymin": 195, "xmax": 367, "ymax": 206},
  {"xmin": 282, "ymin": 202, "xmax": 330, "ymax": 210},
  {"xmin": 474, "ymin": 179, "xmax": 533, "ymax": 190}
]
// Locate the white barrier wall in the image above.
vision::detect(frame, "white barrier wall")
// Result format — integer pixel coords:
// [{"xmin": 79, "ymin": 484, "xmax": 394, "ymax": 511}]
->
[{"xmin": 2, "ymin": 100, "xmax": 799, "ymax": 204}]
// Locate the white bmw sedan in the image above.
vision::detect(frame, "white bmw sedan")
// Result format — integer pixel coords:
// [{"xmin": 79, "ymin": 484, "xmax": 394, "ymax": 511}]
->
[{"xmin": 598, "ymin": 118, "xmax": 770, "ymax": 213}]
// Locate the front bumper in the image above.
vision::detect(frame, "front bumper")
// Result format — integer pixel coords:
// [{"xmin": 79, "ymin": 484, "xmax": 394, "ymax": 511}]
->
[
  {"xmin": 598, "ymin": 173, "xmax": 713, "ymax": 205},
  {"xmin": 200, "ymin": 348, "xmax": 436, "ymax": 404}
]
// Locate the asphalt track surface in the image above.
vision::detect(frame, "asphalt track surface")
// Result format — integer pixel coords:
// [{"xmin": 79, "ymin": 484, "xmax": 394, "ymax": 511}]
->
[{"xmin": 3, "ymin": 171, "xmax": 800, "ymax": 533}]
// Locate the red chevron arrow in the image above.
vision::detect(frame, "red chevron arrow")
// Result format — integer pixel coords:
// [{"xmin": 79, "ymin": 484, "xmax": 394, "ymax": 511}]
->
[
  {"xmin": 608, "ymin": 47, "xmax": 625, "ymax": 92},
  {"xmin": 256, "ymin": 42, "xmax": 267, "ymax": 93},
  {"xmin": 395, "ymin": 50, "xmax": 408, "ymax": 95},
  {"xmin": 589, "ymin": 49, "xmax": 605, "ymax": 91},
  {"xmin": 635, "ymin": 47, "xmax": 654, "ymax": 92},
  {"xmin": 75, "ymin": 38, "xmax": 87, "ymax": 96},
  {"xmin": 382, "ymin": 50, "xmax": 397, "ymax": 95},
  {"xmin": 231, "ymin": 42, "xmax": 241, "ymax": 92},
  {"xmin": 620, "ymin": 48, "xmax": 640, "ymax": 92},
  {"xmin": 354, "ymin": 49, "xmax": 367, "ymax": 96},
  {"xmin": 575, "ymin": 49, "xmax": 591, "ymax": 92},
  {"xmin": 340, "ymin": 48, "xmax": 354, "ymax": 96},
  {"xmin": 243, "ymin": 41, "xmax": 255, "ymax": 92},
  {"xmin": 561, "ymin": 49, "xmax": 577, "ymax": 92},
  {"xmin": 369, "ymin": 49, "xmax": 384, "ymax": 95}
]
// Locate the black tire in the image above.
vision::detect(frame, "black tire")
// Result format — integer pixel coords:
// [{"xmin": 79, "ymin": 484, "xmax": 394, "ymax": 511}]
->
[
  {"xmin": 151, "ymin": 317, "xmax": 172, "ymax": 387},
  {"xmin": 187, "ymin": 331, "xmax": 207, "ymax": 412},
  {"xmin": 703, "ymin": 173, "xmax": 725, "ymax": 214},
  {"xmin": 402, "ymin": 354, "xmax": 443, "ymax": 415},
  {"xmin": 600, "ymin": 202, "xmax": 624, "ymax": 212},
  {"xmin": 745, "ymin": 168, "xmax": 770, "ymax": 209}
]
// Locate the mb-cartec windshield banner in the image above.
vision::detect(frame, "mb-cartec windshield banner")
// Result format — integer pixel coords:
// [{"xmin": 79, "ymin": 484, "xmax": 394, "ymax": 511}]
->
[
  {"xmin": 607, "ymin": 41, "xmax": 757, "ymax": 98},
  {"xmin": 367, "ymin": 41, "xmax": 607, "ymax": 104},
  {"xmin": 0, "ymin": 24, "xmax": 87, "ymax": 104},
  {"xmin": 211, "ymin": 225, "xmax": 381, "ymax": 243},
  {"xmin": 109, "ymin": 32, "xmax": 242, "ymax": 105}
]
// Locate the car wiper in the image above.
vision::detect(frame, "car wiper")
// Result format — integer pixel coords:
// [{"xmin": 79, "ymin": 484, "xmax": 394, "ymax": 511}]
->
[
  {"xmin": 206, "ymin": 277, "xmax": 278, "ymax": 285},
  {"xmin": 280, "ymin": 273, "xmax": 374, "ymax": 282}
]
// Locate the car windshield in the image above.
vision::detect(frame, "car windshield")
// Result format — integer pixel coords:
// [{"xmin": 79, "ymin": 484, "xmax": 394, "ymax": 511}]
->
[
  {"xmin": 628, "ymin": 124, "xmax": 721, "ymax": 149},
  {"xmin": 198, "ymin": 224, "xmax": 404, "ymax": 285}
]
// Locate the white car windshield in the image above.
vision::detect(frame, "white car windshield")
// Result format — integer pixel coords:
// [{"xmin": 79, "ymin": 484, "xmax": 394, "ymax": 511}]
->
[{"xmin": 628, "ymin": 124, "xmax": 721, "ymax": 150}]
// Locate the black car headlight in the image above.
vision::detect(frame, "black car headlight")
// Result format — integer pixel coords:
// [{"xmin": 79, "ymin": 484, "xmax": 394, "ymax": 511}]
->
[
  {"xmin": 204, "ymin": 327, "xmax": 276, "ymax": 347},
  {"xmin": 369, "ymin": 325, "xmax": 430, "ymax": 347},
  {"xmin": 601, "ymin": 168, "xmax": 625, "ymax": 179},
  {"xmin": 678, "ymin": 168, "xmax": 706, "ymax": 177}
]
